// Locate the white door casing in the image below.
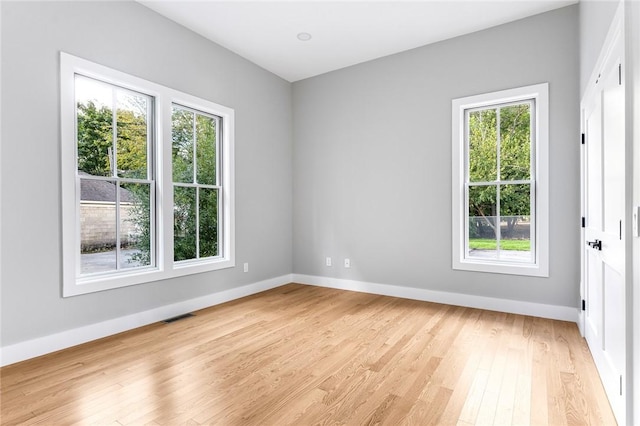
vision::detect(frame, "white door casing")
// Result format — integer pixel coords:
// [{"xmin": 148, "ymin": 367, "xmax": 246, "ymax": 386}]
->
[{"xmin": 581, "ymin": 12, "xmax": 626, "ymax": 425}]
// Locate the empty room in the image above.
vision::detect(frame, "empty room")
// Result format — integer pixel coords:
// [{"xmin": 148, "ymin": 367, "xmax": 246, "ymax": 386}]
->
[{"xmin": 1, "ymin": 0, "xmax": 639, "ymax": 424}]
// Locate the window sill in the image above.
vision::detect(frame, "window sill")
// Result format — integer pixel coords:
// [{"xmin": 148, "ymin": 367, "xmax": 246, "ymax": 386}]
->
[
  {"xmin": 65, "ymin": 257, "xmax": 235, "ymax": 297},
  {"xmin": 453, "ymin": 258, "xmax": 549, "ymax": 277}
]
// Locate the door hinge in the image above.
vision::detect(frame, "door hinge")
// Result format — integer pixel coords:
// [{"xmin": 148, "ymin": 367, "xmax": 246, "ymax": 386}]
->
[
  {"xmin": 620, "ymin": 375, "xmax": 623, "ymax": 395},
  {"xmin": 581, "ymin": 133, "xmax": 585, "ymax": 145},
  {"xmin": 619, "ymin": 64, "xmax": 622, "ymax": 85},
  {"xmin": 581, "ymin": 217, "xmax": 585, "ymax": 228},
  {"xmin": 620, "ymin": 220, "xmax": 622, "ymax": 240},
  {"xmin": 582, "ymin": 299, "xmax": 586, "ymax": 311}
]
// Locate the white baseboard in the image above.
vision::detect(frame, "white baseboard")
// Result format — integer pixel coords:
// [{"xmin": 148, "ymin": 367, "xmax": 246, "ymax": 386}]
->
[
  {"xmin": 292, "ymin": 274, "xmax": 579, "ymax": 323},
  {"xmin": 1, "ymin": 273, "xmax": 579, "ymax": 367},
  {"xmin": 0, "ymin": 274, "xmax": 292, "ymax": 367},
  {"xmin": 577, "ymin": 311, "xmax": 584, "ymax": 335}
]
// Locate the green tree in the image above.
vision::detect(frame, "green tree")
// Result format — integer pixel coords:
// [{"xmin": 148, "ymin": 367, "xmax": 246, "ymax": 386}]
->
[
  {"xmin": 77, "ymin": 101, "xmax": 149, "ymax": 178},
  {"xmin": 77, "ymin": 101, "xmax": 113, "ymax": 176},
  {"xmin": 77, "ymin": 99, "xmax": 151, "ymax": 264},
  {"xmin": 468, "ymin": 104, "xmax": 531, "ymax": 239},
  {"xmin": 116, "ymin": 108, "xmax": 148, "ymax": 179},
  {"xmin": 78, "ymin": 101, "xmax": 220, "ymax": 263},
  {"xmin": 171, "ymin": 107, "xmax": 218, "ymax": 261}
]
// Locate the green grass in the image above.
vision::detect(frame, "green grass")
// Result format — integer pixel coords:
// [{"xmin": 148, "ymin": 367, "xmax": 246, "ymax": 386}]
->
[{"xmin": 469, "ymin": 238, "xmax": 530, "ymax": 251}]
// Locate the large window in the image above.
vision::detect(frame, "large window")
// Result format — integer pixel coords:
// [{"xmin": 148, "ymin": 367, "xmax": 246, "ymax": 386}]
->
[
  {"xmin": 452, "ymin": 84, "xmax": 548, "ymax": 277},
  {"xmin": 61, "ymin": 53, "xmax": 235, "ymax": 296}
]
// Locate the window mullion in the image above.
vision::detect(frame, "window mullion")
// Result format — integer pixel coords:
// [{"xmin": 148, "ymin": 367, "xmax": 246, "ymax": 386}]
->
[
  {"xmin": 192, "ymin": 113, "xmax": 197, "ymax": 184},
  {"xmin": 163, "ymin": 101, "xmax": 174, "ymax": 271},
  {"xmin": 111, "ymin": 89, "xmax": 118, "ymax": 178},
  {"xmin": 195, "ymin": 187, "xmax": 200, "ymax": 259},
  {"xmin": 193, "ymin": 113, "xmax": 200, "ymax": 259},
  {"xmin": 216, "ymin": 116, "xmax": 221, "ymax": 186},
  {"xmin": 464, "ymin": 182, "xmax": 470, "ymax": 260},
  {"xmin": 111, "ymin": 89, "xmax": 122, "ymax": 270},
  {"xmin": 464, "ymin": 110, "xmax": 471, "ymax": 260},
  {"xmin": 495, "ymin": 108, "xmax": 501, "ymax": 258},
  {"xmin": 115, "ymin": 180, "xmax": 121, "ymax": 270},
  {"xmin": 496, "ymin": 183, "xmax": 501, "ymax": 259}
]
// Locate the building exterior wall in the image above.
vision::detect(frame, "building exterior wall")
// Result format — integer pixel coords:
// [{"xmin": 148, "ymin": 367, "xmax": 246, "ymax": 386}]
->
[{"xmin": 80, "ymin": 202, "xmax": 138, "ymax": 251}]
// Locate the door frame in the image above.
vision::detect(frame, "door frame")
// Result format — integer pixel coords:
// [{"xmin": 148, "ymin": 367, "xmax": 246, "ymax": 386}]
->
[
  {"xmin": 580, "ymin": 2, "xmax": 633, "ymax": 424},
  {"xmin": 580, "ymin": 1, "xmax": 624, "ymax": 339}
]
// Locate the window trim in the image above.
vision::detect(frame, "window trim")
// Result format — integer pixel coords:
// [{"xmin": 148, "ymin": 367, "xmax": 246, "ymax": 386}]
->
[
  {"xmin": 451, "ymin": 83, "xmax": 549, "ymax": 277},
  {"xmin": 61, "ymin": 52, "xmax": 235, "ymax": 296}
]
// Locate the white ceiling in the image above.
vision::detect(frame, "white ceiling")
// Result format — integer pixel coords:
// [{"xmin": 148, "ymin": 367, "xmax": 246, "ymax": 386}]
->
[{"xmin": 139, "ymin": 0, "xmax": 577, "ymax": 82}]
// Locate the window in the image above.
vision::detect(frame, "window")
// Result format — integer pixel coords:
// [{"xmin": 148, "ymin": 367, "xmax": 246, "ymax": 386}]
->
[
  {"xmin": 61, "ymin": 53, "xmax": 235, "ymax": 296},
  {"xmin": 74, "ymin": 76, "xmax": 155, "ymax": 276},
  {"xmin": 171, "ymin": 105, "xmax": 221, "ymax": 262},
  {"xmin": 452, "ymin": 84, "xmax": 548, "ymax": 277}
]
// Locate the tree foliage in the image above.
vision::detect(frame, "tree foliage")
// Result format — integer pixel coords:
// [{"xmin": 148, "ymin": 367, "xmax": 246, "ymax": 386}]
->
[
  {"xmin": 171, "ymin": 107, "xmax": 218, "ymax": 261},
  {"xmin": 77, "ymin": 99, "xmax": 219, "ymax": 264},
  {"xmin": 77, "ymin": 100, "xmax": 148, "ymax": 178},
  {"xmin": 468, "ymin": 104, "xmax": 531, "ymax": 239},
  {"xmin": 77, "ymin": 101, "xmax": 112, "ymax": 176}
]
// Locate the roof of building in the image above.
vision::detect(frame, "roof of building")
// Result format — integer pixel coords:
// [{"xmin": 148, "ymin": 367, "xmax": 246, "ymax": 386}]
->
[{"xmin": 79, "ymin": 172, "xmax": 136, "ymax": 203}]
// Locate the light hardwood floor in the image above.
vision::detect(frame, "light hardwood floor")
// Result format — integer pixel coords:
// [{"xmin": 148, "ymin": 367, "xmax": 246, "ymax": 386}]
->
[{"xmin": 1, "ymin": 284, "xmax": 616, "ymax": 425}]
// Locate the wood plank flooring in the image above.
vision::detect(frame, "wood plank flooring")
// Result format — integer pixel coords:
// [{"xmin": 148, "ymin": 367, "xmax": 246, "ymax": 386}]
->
[{"xmin": 1, "ymin": 284, "xmax": 616, "ymax": 425}]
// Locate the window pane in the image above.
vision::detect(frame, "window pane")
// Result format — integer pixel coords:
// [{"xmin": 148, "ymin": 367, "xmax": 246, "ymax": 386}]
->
[
  {"xmin": 80, "ymin": 178, "xmax": 116, "ymax": 273},
  {"xmin": 196, "ymin": 114, "xmax": 217, "ymax": 185},
  {"xmin": 500, "ymin": 104, "xmax": 531, "ymax": 180},
  {"xmin": 120, "ymin": 183, "xmax": 151, "ymax": 268},
  {"xmin": 172, "ymin": 107, "xmax": 194, "ymax": 183},
  {"xmin": 76, "ymin": 76, "xmax": 114, "ymax": 177},
  {"xmin": 468, "ymin": 185, "xmax": 497, "ymax": 259},
  {"xmin": 468, "ymin": 109, "xmax": 497, "ymax": 182},
  {"xmin": 117, "ymin": 92, "xmax": 149, "ymax": 179},
  {"xmin": 174, "ymin": 186, "xmax": 196, "ymax": 261},
  {"xmin": 199, "ymin": 188, "xmax": 218, "ymax": 257},
  {"xmin": 500, "ymin": 184, "xmax": 532, "ymax": 262}
]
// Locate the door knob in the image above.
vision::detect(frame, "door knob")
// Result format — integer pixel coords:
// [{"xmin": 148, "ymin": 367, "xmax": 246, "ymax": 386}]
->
[{"xmin": 587, "ymin": 239, "xmax": 602, "ymax": 250}]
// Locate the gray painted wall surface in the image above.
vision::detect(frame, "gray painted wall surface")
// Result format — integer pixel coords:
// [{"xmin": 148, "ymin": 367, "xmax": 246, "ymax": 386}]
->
[
  {"xmin": 579, "ymin": 0, "xmax": 619, "ymax": 95},
  {"xmin": 292, "ymin": 6, "xmax": 580, "ymax": 307},
  {"xmin": 0, "ymin": 2, "xmax": 582, "ymax": 349},
  {"xmin": 0, "ymin": 1, "xmax": 293, "ymax": 346}
]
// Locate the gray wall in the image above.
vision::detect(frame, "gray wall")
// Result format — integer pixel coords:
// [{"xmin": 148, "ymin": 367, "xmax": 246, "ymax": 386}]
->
[
  {"xmin": 579, "ymin": 0, "xmax": 619, "ymax": 95},
  {"xmin": 0, "ymin": 1, "xmax": 293, "ymax": 346},
  {"xmin": 0, "ymin": 2, "xmax": 583, "ymax": 349},
  {"xmin": 292, "ymin": 6, "xmax": 580, "ymax": 307}
]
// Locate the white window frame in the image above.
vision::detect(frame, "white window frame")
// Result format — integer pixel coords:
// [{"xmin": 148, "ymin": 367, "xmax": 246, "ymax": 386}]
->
[
  {"xmin": 171, "ymin": 104, "xmax": 223, "ymax": 265},
  {"xmin": 451, "ymin": 83, "xmax": 549, "ymax": 277},
  {"xmin": 61, "ymin": 52, "xmax": 235, "ymax": 296}
]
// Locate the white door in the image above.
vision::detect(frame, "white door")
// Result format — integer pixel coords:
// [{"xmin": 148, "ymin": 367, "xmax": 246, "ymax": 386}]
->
[{"xmin": 582, "ymin": 27, "xmax": 626, "ymax": 425}]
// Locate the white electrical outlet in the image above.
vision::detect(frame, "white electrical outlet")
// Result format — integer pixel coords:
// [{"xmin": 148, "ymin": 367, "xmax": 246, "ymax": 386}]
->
[
  {"xmin": 243, "ymin": 262, "xmax": 249, "ymax": 273},
  {"xmin": 326, "ymin": 257, "xmax": 332, "ymax": 267},
  {"xmin": 344, "ymin": 258, "xmax": 350, "ymax": 268}
]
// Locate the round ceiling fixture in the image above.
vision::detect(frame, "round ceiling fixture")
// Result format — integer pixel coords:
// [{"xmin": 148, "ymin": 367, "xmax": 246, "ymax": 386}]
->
[{"xmin": 297, "ymin": 32, "xmax": 312, "ymax": 42}]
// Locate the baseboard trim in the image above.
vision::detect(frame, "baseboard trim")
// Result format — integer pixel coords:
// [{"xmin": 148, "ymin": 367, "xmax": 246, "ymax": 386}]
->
[
  {"xmin": 1, "ymin": 273, "xmax": 579, "ymax": 367},
  {"xmin": 0, "ymin": 274, "xmax": 292, "ymax": 367},
  {"xmin": 292, "ymin": 274, "xmax": 579, "ymax": 323}
]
